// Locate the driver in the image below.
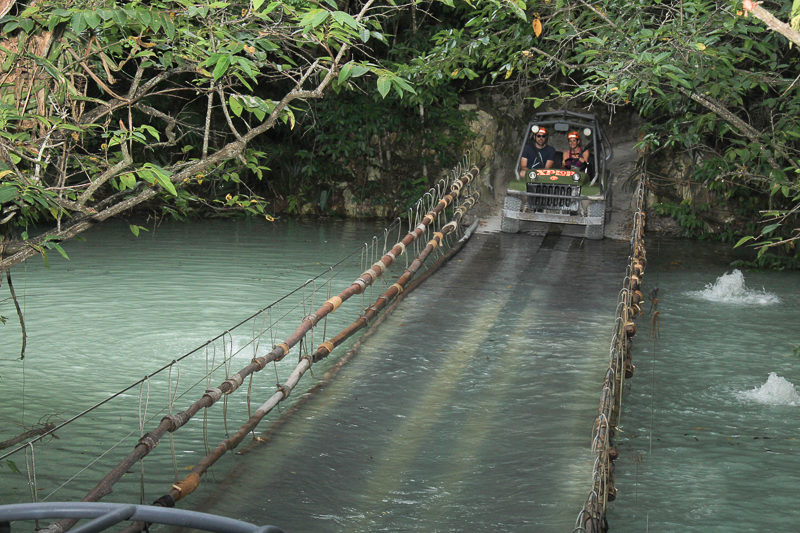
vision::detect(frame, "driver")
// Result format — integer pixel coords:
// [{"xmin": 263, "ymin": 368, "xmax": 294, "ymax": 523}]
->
[{"xmin": 519, "ymin": 127, "xmax": 555, "ymax": 177}]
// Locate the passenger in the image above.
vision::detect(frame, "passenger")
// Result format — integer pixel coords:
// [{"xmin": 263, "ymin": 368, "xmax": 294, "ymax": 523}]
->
[
  {"xmin": 562, "ymin": 131, "xmax": 590, "ymax": 172},
  {"xmin": 519, "ymin": 127, "xmax": 555, "ymax": 177}
]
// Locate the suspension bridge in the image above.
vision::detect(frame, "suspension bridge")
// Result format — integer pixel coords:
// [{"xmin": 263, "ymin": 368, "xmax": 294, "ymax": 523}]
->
[{"xmin": 0, "ymin": 153, "xmax": 647, "ymax": 532}]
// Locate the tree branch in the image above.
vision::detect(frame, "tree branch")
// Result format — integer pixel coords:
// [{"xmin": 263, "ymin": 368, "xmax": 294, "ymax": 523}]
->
[
  {"xmin": 742, "ymin": 0, "xmax": 800, "ymax": 48},
  {"xmin": 77, "ymin": 143, "xmax": 133, "ymax": 205},
  {"xmin": 5, "ymin": 270, "xmax": 26, "ymax": 360},
  {"xmin": 677, "ymin": 87, "xmax": 800, "ymax": 172}
]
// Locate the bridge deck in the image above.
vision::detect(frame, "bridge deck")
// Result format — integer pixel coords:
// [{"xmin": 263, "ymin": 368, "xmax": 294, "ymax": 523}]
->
[{"xmin": 189, "ymin": 231, "xmax": 630, "ymax": 532}]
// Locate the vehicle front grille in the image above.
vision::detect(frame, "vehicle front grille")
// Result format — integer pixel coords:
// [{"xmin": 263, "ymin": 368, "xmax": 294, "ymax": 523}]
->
[{"xmin": 526, "ymin": 183, "xmax": 581, "ymax": 212}]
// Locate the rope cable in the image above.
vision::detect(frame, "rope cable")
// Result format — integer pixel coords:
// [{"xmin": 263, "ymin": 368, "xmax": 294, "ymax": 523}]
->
[
  {"xmin": 576, "ymin": 172, "xmax": 647, "ymax": 532},
  {"xmin": 137, "ymin": 376, "xmax": 151, "ymax": 504},
  {"xmin": 42, "ymin": 426, "xmax": 139, "ymax": 502},
  {"xmin": 168, "ymin": 362, "xmax": 180, "ymax": 482},
  {"xmin": 23, "ymin": 164, "xmax": 481, "ymax": 531},
  {"xmin": 25, "ymin": 443, "xmax": 37, "ymax": 504}
]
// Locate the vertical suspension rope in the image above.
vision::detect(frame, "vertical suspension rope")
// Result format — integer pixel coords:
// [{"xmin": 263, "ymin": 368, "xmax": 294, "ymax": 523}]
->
[
  {"xmin": 168, "ymin": 362, "xmax": 180, "ymax": 482},
  {"xmin": 25, "ymin": 442, "xmax": 37, "ymax": 503},
  {"xmin": 30, "ymin": 165, "xmax": 482, "ymax": 533},
  {"xmin": 137, "ymin": 376, "xmax": 150, "ymax": 504},
  {"xmin": 203, "ymin": 345, "xmax": 213, "ymax": 456},
  {"xmin": 24, "ymin": 442, "xmax": 40, "ymax": 530}
]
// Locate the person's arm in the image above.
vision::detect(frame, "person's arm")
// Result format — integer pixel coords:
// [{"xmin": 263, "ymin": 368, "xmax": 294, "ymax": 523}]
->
[
  {"xmin": 519, "ymin": 157, "xmax": 529, "ymax": 178},
  {"xmin": 545, "ymin": 148, "xmax": 555, "ymax": 169},
  {"xmin": 581, "ymin": 148, "xmax": 590, "ymax": 165}
]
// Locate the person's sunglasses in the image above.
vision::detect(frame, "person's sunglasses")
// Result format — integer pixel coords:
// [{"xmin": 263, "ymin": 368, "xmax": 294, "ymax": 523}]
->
[{"xmin": 536, "ymin": 134, "xmax": 547, "ymax": 138}]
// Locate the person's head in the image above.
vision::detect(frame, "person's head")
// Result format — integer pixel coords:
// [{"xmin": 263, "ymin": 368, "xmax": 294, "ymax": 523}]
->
[
  {"xmin": 567, "ymin": 131, "xmax": 581, "ymax": 146},
  {"xmin": 534, "ymin": 127, "xmax": 548, "ymax": 146}
]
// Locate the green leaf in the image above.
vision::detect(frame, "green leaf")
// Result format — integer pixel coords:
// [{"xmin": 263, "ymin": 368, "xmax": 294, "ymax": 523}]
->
[
  {"xmin": 140, "ymin": 125, "xmax": 160, "ymax": 141},
  {"xmin": 391, "ymin": 76, "xmax": 415, "ymax": 95},
  {"xmin": 332, "ymin": 11, "xmax": 358, "ymax": 29},
  {"xmin": 309, "ymin": 9, "xmax": 329, "ymax": 28},
  {"xmin": 761, "ymin": 223, "xmax": 780, "ymax": 235},
  {"xmin": 119, "ymin": 172, "xmax": 137, "ymax": 189},
  {"xmin": 233, "ymin": 56, "xmax": 258, "ymax": 81},
  {"xmin": 136, "ymin": 8, "xmax": 152, "ymax": 28},
  {"xmin": 161, "ymin": 13, "xmax": 175, "ymax": 39},
  {"xmin": 338, "ymin": 63, "xmax": 356, "ymax": 84},
  {"xmin": 147, "ymin": 164, "xmax": 177, "ymax": 196},
  {"xmin": 262, "ymin": 1, "xmax": 280, "ymax": 14},
  {"xmin": 111, "ymin": 8, "xmax": 127, "ymax": 26},
  {"xmin": 0, "ymin": 184, "xmax": 18, "ymax": 203},
  {"xmin": 213, "ymin": 54, "xmax": 231, "ymax": 81},
  {"xmin": 48, "ymin": 242, "xmax": 70, "ymax": 261},
  {"xmin": 18, "ymin": 18, "xmax": 35, "ymax": 33},
  {"xmin": 229, "ymin": 96, "xmax": 244, "ymax": 117},
  {"xmin": 377, "ymin": 76, "xmax": 391, "ymax": 98},
  {"xmin": 733, "ymin": 235, "xmax": 754, "ymax": 248},
  {"xmin": 38, "ymin": 247, "xmax": 49, "ymax": 268},
  {"xmin": 149, "ymin": 11, "xmax": 162, "ymax": 33},
  {"xmin": 71, "ymin": 12, "xmax": 87, "ymax": 34},
  {"xmin": 129, "ymin": 224, "xmax": 148, "ymax": 237},
  {"xmin": 83, "ymin": 11, "xmax": 101, "ymax": 29}
]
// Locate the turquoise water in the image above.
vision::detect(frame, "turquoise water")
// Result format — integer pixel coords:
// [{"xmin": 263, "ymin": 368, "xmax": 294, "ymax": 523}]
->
[
  {"xmin": 1, "ymin": 223, "xmax": 798, "ymax": 532},
  {"xmin": 0, "ymin": 219, "xmax": 389, "ymax": 509},
  {"xmin": 608, "ymin": 239, "xmax": 800, "ymax": 532},
  {"xmin": 186, "ymin": 231, "xmax": 630, "ymax": 532}
]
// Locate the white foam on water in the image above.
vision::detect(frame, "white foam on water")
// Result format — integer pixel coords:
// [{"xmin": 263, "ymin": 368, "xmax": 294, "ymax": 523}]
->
[
  {"xmin": 686, "ymin": 269, "xmax": 781, "ymax": 305},
  {"xmin": 737, "ymin": 372, "xmax": 800, "ymax": 406}
]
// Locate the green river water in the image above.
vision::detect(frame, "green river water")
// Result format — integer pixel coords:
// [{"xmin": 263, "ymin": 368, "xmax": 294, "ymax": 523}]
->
[{"xmin": 0, "ymin": 220, "xmax": 797, "ymax": 532}]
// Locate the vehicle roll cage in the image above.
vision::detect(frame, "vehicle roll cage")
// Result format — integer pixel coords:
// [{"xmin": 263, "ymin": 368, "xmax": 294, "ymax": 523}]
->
[{"xmin": 516, "ymin": 110, "xmax": 613, "ymax": 189}]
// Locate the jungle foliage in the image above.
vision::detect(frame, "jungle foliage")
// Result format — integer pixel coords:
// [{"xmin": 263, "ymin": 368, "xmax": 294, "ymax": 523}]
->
[
  {"xmin": 524, "ymin": 0, "xmax": 800, "ymax": 267},
  {"xmin": 396, "ymin": 0, "xmax": 800, "ymax": 267},
  {"xmin": 0, "ymin": 0, "xmax": 799, "ymax": 270},
  {"xmin": 0, "ymin": 0, "xmax": 494, "ymax": 271}
]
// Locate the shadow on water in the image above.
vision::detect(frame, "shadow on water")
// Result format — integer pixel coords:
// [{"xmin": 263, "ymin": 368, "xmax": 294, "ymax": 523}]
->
[{"xmin": 188, "ymin": 231, "xmax": 631, "ymax": 532}]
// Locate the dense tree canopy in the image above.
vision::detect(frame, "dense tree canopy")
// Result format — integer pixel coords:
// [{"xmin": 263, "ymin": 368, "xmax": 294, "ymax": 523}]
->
[
  {"xmin": 0, "ymin": 0, "xmax": 799, "ymax": 271},
  {"xmin": 400, "ymin": 0, "xmax": 800, "ymax": 265},
  {"xmin": 0, "ymin": 0, "xmax": 471, "ymax": 271}
]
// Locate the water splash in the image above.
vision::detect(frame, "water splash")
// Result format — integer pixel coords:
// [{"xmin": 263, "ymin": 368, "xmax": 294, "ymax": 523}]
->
[
  {"xmin": 687, "ymin": 269, "xmax": 780, "ymax": 305},
  {"xmin": 737, "ymin": 372, "xmax": 800, "ymax": 406}
]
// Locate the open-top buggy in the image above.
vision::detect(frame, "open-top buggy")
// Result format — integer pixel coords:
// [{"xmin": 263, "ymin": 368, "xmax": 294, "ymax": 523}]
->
[{"xmin": 501, "ymin": 110, "xmax": 613, "ymax": 239}]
